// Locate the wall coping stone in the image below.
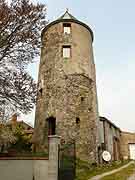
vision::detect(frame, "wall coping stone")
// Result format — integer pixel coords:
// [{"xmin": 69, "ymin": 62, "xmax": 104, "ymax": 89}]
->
[{"xmin": 0, "ymin": 157, "xmax": 48, "ymax": 160}]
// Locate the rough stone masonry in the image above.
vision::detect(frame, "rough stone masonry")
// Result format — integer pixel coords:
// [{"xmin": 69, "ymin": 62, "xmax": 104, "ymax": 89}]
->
[{"xmin": 33, "ymin": 11, "xmax": 100, "ymax": 163}]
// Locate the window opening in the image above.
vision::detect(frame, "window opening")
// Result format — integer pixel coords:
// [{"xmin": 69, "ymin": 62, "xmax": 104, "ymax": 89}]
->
[
  {"xmin": 63, "ymin": 23, "xmax": 71, "ymax": 34},
  {"xmin": 63, "ymin": 45, "xmax": 71, "ymax": 58},
  {"xmin": 81, "ymin": 97, "xmax": 84, "ymax": 102},
  {"xmin": 38, "ymin": 79, "xmax": 44, "ymax": 95},
  {"xmin": 47, "ymin": 117, "xmax": 56, "ymax": 135},
  {"xmin": 39, "ymin": 88, "xmax": 42, "ymax": 94},
  {"xmin": 76, "ymin": 117, "xmax": 80, "ymax": 125}
]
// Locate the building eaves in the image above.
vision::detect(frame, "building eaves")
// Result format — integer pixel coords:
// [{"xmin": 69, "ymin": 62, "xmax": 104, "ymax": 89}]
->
[{"xmin": 100, "ymin": 116, "xmax": 121, "ymax": 132}]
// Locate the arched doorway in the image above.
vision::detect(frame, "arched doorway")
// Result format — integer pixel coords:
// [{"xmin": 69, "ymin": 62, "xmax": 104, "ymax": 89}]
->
[{"xmin": 47, "ymin": 117, "xmax": 56, "ymax": 135}]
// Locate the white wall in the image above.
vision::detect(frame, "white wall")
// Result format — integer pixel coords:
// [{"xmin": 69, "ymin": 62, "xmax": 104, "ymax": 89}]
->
[
  {"xmin": 0, "ymin": 160, "xmax": 34, "ymax": 180},
  {"xmin": 0, "ymin": 135, "xmax": 60, "ymax": 180},
  {"xmin": 34, "ymin": 160, "xmax": 49, "ymax": 180}
]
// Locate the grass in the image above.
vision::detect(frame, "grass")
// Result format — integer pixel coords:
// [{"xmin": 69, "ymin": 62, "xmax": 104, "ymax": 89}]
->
[
  {"xmin": 75, "ymin": 159, "xmax": 131, "ymax": 180},
  {"xmin": 101, "ymin": 163, "xmax": 135, "ymax": 180}
]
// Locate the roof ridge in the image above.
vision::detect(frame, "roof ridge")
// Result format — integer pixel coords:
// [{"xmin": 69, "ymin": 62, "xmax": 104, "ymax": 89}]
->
[{"xmin": 58, "ymin": 10, "xmax": 77, "ymax": 20}]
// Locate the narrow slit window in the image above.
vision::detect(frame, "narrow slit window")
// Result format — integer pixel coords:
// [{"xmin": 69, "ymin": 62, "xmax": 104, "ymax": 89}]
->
[
  {"xmin": 76, "ymin": 117, "xmax": 80, "ymax": 125},
  {"xmin": 38, "ymin": 79, "xmax": 44, "ymax": 95},
  {"xmin": 63, "ymin": 45, "xmax": 71, "ymax": 58},
  {"xmin": 63, "ymin": 23, "xmax": 71, "ymax": 34},
  {"xmin": 81, "ymin": 97, "xmax": 84, "ymax": 102}
]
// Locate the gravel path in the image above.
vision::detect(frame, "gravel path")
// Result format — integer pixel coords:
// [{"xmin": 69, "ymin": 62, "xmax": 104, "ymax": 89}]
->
[
  {"xmin": 90, "ymin": 161, "xmax": 134, "ymax": 180},
  {"xmin": 127, "ymin": 173, "xmax": 135, "ymax": 180},
  {"xmin": 127, "ymin": 169, "xmax": 135, "ymax": 180}
]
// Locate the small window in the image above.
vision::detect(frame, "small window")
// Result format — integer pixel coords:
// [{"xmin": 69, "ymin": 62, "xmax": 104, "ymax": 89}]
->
[
  {"xmin": 63, "ymin": 23, "xmax": 71, "ymax": 34},
  {"xmin": 39, "ymin": 88, "xmax": 42, "ymax": 95},
  {"xmin": 38, "ymin": 79, "xmax": 44, "ymax": 95},
  {"xmin": 63, "ymin": 45, "xmax": 71, "ymax": 58},
  {"xmin": 76, "ymin": 117, "xmax": 80, "ymax": 125},
  {"xmin": 81, "ymin": 97, "xmax": 84, "ymax": 102}
]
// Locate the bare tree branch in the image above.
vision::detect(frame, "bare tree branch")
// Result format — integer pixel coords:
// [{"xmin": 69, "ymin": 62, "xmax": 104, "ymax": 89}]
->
[{"xmin": 0, "ymin": 0, "xmax": 47, "ymax": 120}]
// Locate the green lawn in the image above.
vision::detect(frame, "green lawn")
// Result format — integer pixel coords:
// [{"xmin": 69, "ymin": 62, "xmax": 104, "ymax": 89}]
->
[
  {"xmin": 101, "ymin": 163, "xmax": 135, "ymax": 180},
  {"xmin": 75, "ymin": 160, "xmax": 131, "ymax": 180}
]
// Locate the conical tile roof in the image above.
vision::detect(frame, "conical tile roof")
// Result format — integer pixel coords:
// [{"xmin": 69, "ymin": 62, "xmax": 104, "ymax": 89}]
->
[
  {"xmin": 58, "ymin": 10, "xmax": 77, "ymax": 20},
  {"xmin": 42, "ymin": 10, "xmax": 94, "ymax": 41}
]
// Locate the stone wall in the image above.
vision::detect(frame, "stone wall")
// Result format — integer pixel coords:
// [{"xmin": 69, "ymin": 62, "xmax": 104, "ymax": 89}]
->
[
  {"xmin": 121, "ymin": 131, "xmax": 135, "ymax": 160},
  {"xmin": 34, "ymin": 20, "xmax": 99, "ymax": 163}
]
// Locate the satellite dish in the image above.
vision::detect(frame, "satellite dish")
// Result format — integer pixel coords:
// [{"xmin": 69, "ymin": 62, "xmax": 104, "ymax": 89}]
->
[{"xmin": 102, "ymin": 151, "xmax": 111, "ymax": 162}]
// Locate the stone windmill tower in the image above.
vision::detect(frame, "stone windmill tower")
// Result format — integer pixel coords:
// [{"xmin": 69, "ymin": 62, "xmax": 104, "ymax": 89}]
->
[{"xmin": 34, "ymin": 10, "xmax": 99, "ymax": 163}]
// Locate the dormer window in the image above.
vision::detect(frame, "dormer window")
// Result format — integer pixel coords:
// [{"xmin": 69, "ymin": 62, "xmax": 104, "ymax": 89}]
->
[
  {"xmin": 62, "ymin": 45, "xmax": 71, "ymax": 58},
  {"xmin": 63, "ymin": 23, "xmax": 71, "ymax": 34}
]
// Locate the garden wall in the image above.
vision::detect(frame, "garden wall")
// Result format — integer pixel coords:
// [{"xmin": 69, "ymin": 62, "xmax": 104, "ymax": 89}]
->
[
  {"xmin": 0, "ymin": 135, "xmax": 60, "ymax": 180},
  {"xmin": 0, "ymin": 159, "xmax": 48, "ymax": 180}
]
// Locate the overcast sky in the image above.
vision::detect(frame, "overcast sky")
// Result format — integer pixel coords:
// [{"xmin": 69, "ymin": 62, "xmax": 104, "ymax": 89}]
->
[{"xmin": 23, "ymin": 0, "xmax": 135, "ymax": 132}]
